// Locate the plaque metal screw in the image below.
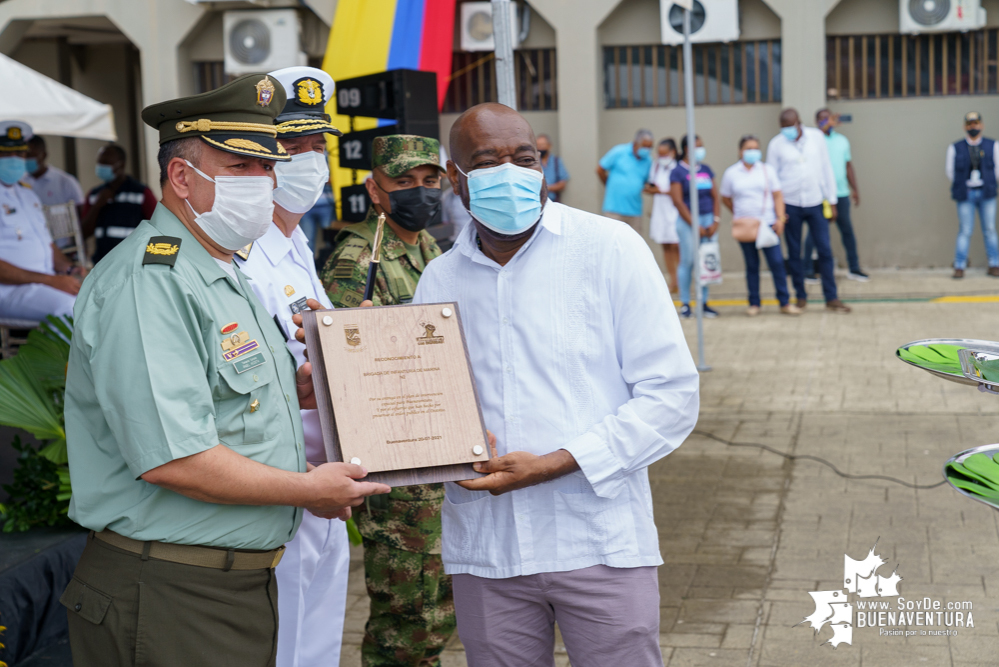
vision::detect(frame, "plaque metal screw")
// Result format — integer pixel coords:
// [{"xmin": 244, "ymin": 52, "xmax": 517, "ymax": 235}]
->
[
  {"xmin": 322, "ymin": 315, "xmax": 333, "ymax": 326},
  {"xmin": 441, "ymin": 307, "xmax": 453, "ymax": 318},
  {"xmin": 350, "ymin": 457, "xmax": 361, "ymax": 465},
  {"xmin": 472, "ymin": 445, "xmax": 484, "ymax": 456}
]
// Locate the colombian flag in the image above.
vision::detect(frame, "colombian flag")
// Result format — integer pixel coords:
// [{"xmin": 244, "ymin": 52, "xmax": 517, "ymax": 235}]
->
[{"xmin": 321, "ymin": 0, "xmax": 456, "ymax": 218}]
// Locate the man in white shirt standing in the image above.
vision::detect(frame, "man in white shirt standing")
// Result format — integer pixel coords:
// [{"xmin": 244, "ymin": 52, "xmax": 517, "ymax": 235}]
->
[
  {"xmin": 233, "ymin": 66, "xmax": 352, "ymax": 667},
  {"xmin": 25, "ymin": 135, "xmax": 85, "ymax": 214},
  {"xmin": 766, "ymin": 108, "xmax": 851, "ymax": 313},
  {"xmin": 944, "ymin": 111, "xmax": 999, "ymax": 279},
  {"xmin": 413, "ymin": 102, "xmax": 700, "ymax": 667}
]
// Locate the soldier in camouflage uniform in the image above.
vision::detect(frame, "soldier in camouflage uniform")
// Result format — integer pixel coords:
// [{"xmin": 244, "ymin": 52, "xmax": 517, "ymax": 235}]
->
[{"xmin": 320, "ymin": 134, "xmax": 452, "ymax": 667}]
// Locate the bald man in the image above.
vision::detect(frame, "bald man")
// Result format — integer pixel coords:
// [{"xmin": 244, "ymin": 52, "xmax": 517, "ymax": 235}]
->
[{"xmin": 411, "ymin": 103, "xmax": 699, "ymax": 667}]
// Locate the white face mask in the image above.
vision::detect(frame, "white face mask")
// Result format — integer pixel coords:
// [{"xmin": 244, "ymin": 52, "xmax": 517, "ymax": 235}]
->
[
  {"xmin": 184, "ymin": 160, "xmax": 274, "ymax": 252},
  {"xmin": 273, "ymin": 150, "xmax": 330, "ymax": 214}
]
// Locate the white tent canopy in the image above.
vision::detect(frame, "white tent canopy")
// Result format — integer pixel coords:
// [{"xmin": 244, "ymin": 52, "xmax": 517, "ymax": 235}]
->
[{"xmin": 0, "ymin": 53, "xmax": 117, "ymax": 141}]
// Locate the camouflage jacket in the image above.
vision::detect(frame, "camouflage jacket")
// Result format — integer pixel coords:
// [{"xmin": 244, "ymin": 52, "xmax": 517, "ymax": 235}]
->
[
  {"xmin": 321, "ymin": 206, "xmax": 444, "ymax": 553},
  {"xmin": 321, "ymin": 206, "xmax": 441, "ymax": 308}
]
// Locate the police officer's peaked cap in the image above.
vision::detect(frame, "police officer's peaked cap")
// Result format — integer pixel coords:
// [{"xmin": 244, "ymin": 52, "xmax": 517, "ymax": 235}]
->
[
  {"xmin": 372, "ymin": 135, "xmax": 445, "ymax": 178},
  {"xmin": 0, "ymin": 121, "xmax": 31, "ymax": 152},
  {"xmin": 141, "ymin": 73, "xmax": 291, "ymax": 161},
  {"xmin": 269, "ymin": 66, "xmax": 342, "ymax": 137}
]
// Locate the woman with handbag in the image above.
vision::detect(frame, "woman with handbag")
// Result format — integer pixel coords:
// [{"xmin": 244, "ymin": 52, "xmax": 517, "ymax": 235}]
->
[
  {"xmin": 719, "ymin": 135, "xmax": 800, "ymax": 317},
  {"xmin": 670, "ymin": 135, "xmax": 720, "ymax": 318},
  {"xmin": 645, "ymin": 138, "xmax": 680, "ymax": 294}
]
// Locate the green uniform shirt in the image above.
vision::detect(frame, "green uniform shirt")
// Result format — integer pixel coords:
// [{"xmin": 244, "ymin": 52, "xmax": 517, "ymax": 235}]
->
[
  {"xmin": 65, "ymin": 204, "xmax": 306, "ymax": 551},
  {"xmin": 320, "ymin": 206, "xmax": 444, "ymax": 553}
]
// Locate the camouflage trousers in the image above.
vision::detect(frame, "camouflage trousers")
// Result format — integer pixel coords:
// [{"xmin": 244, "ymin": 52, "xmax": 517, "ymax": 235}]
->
[{"xmin": 361, "ymin": 538, "xmax": 456, "ymax": 667}]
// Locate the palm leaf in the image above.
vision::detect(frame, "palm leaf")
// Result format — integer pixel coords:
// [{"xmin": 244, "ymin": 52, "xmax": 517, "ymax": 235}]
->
[{"xmin": 0, "ymin": 354, "xmax": 64, "ymax": 442}]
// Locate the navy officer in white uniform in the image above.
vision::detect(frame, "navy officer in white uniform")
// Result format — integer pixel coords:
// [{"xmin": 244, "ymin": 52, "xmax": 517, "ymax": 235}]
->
[
  {"xmin": 0, "ymin": 121, "xmax": 82, "ymax": 321},
  {"xmin": 233, "ymin": 67, "xmax": 350, "ymax": 667}
]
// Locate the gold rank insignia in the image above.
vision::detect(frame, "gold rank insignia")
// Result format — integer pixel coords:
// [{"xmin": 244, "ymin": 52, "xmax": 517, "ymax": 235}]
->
[
  {"xmin": 250, "ymin": 399, "xmax": 260, "ymax": 413},
  {"xmin": 8, "ymin": 127, "xmax": 21, "ymax": 140},
  {"xmin": 256, "ymin": 76, "xmax": 276, "ymax": 107},
  {"xmin": 284, "ymin": 285, "xmax": 295, "ymax": 297},
  {"xmin": 142, "ymin": 236, "xmax": 182, "ymax": 267},
  {"xmin": 221, "ymin": 331, "xmax": 250, "ymax": 351},
  {"xmin": 235, "ymin": 243, "xmax": 253, "ymax": 260},
  {"xmin": 295, "ymin": 78, "xmax": 323, "ymax": 106}
]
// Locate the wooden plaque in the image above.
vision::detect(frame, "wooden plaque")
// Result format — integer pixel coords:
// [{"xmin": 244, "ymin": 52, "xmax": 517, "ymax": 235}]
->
[{"xmin": 302, "ymin": 302, "xmax": 489, "ymax": 485}]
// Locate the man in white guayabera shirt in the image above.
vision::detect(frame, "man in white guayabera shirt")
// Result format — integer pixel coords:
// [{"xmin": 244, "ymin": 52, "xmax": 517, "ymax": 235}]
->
[{"xmin": 411, "ymin": 103, "xmax": 700, "ymax": 667}]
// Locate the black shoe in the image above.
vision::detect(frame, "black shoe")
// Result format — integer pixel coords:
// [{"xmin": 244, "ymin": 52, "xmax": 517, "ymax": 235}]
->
[
  {"xmin": 680, "ymin": 305, "xmax": 692, "ymax": 318},
  {"xmin": 702, "ymin": 304, "xmax": 719, "ymax": 318},
  {"xmin": 847, "ymin": 270, "xmax": 870, "ymax": 282}
]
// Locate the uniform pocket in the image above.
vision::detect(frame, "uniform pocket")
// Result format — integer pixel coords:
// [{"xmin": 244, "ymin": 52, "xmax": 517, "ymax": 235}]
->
[
  {"xmin": 216, "ymin": 360, "xmax": 276, "ymax": 444},
  {"xmin": 60, "ymin": 576, "xmax": 112, "ymax": 625},
  {"xmin": 553, "ymin": 486, "xmax": 637, "ymax": 561}
]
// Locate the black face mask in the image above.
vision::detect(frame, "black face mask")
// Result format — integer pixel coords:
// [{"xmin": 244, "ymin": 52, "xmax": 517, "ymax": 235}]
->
[
  {"xmin": 539, "ymin": 149, "xmax": 549, "ymax": 158},
  {"xmin": 386, "ymin": 186, "xmax": 443, "ymax": 232},
  {"xmin": 968, "ymin": 127, "xmax": 982, "ymax": 138}
]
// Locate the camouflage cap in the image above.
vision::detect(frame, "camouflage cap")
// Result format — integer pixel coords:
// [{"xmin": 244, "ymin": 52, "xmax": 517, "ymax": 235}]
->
[
  {"xmin": 372, "ymin": 135, "xmax": 445, "ymax": 178},
  {"xmin": 141, "ymin": 73, "xmax": 291, "ymax": 161}
]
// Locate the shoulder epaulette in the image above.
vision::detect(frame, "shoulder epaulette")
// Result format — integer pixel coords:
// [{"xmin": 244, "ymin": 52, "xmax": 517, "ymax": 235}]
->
[
  {"xmin": 17, "ymin": 181, "xmax": 31, "ymax": 189},
  {"xmin": 143, "ymin": 236, "xmax": 182, "ymax": 267}
]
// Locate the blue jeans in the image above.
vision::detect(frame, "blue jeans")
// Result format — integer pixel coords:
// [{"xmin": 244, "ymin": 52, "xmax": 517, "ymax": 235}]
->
[
  {"xmin": 784, "ymin": 204, "xmax": 837, "ymax": 302},
  {"xmin": 677, "ymin": 212, "xmax": 714, "ymax": 306},
  {"xmin": 803, "ymin": 197, "xmax": 861, "ymax": 274},
  {"xmin": 954, "ymin": 188, "xmax": 999, "ymax": 269},
  {"xmin": 740, "ymin": 238, "xmax": 790, "ymax": 307}
]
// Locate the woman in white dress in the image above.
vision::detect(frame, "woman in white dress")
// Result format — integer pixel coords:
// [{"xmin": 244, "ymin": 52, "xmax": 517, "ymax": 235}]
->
[{"xmin": 644, "ymin": 138, "xmax": 680, "ymax": 294}]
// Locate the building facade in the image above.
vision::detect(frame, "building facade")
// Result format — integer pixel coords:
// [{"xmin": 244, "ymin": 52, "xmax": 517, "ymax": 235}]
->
[{"xmin": 3, "ymin": 0, "xmax": 999, "ymax": 268}]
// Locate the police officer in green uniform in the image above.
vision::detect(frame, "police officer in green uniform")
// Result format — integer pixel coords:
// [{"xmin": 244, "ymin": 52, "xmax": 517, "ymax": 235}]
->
[
  {"xmin": 320, "ymin": 135, "xmax": 453, "ymax": 667},
  {"xmin": 62, "ymin": 73, "xmax": 389, "ymax": 667}
]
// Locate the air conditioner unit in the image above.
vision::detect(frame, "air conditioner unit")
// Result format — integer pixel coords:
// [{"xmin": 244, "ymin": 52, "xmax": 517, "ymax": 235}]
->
[
  {"xmin": 660, "ymin": 0, "xmax": 739, "ymax": 45},
  {"xmin": 460, "ymin": 2, "xmax": 520, "ymax": 52},
  {"xmin": 900, "ymin": 0, "xmax": 986, "ymax": 33},
  {"xmin": 223, "ymin": 9, "xmax": 306, "ymax": 76}
]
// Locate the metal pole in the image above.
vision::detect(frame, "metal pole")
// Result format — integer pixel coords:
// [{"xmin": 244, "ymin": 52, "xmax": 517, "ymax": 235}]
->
[
  {"xmin": 683, "ymin": 7, "xmax": 710, "ymax": 371},
  {"xmin": 492, "ymin": 0, "xmax": 518, "ymax": 110}
]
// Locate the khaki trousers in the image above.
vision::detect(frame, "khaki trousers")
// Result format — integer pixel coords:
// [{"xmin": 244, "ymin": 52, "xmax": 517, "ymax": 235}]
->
[
  {"xmin": 602, "ymin": 211, "xmax": 643, "ymax": 235},
  {"xmin": 61, "ymin": 532, "xmax": 279, "ymax": 667}
]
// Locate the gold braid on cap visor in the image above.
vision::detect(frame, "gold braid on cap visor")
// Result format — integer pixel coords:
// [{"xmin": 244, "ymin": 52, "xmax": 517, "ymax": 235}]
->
[
  {"xmin": 175, "ymin": 119, "xmax": 278, "ymax": 137},
  {"xmin": 276, "ymin": 119, "xmax": 339, "ymax": 134}
]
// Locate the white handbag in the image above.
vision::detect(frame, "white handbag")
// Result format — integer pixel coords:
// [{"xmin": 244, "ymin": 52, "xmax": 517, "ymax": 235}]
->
[{"xmin": 756, "ymin": 222, "xmax": 780, "ymax": 249}]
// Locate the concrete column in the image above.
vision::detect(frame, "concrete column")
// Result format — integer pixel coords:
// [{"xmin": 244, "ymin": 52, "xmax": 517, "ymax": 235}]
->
[
  {"xmin": 761, "ymin": 0, "xmax": 843, "ymax": 118},
  {"xmin": 519, "ymin": 0, "xmax": 624, "ymax": 213}
]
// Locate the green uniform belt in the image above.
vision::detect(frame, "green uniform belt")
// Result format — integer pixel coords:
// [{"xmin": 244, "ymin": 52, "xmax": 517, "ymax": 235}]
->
[{"xmin": 93, "ymin": 530, "xmax": 285, "ymax": 571}]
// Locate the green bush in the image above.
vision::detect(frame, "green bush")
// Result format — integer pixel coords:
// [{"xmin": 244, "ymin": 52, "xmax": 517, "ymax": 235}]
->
[{"xmin": 0, "ymin": 317, "xmax": 73, "ymax": 532}]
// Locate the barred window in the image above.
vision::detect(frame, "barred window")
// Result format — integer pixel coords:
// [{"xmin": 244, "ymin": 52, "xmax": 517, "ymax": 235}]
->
[
  {"xmin": 827, "ymin": 29, "xmax": 999, "ymax": 99},
  {"xmin": 443, "ymin": 48, "xmax": 558, "ymax": 113},
  {"xmin": 603, "ymin": 40, "xmax": 782, "ymax": 108}
]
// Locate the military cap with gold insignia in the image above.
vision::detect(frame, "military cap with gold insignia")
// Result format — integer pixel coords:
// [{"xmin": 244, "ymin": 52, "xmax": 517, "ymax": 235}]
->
[
  {"xmin": 141, "ymin": 73, "xmax": 291, "ymax": 161},
  {"xmin": 0, "ymin": 121, "xmax": 31, "ymax": 152},
  {"xmin": 372, "ymin": 135, "xmax": 445, "ymax": 178},
  {"xmin": 268, "ymin": 66, "xmax": 341, "ymax": 137}
]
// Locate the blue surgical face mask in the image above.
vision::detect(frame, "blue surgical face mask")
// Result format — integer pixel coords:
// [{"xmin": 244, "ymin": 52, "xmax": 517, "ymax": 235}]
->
[
  {"xmin": 781, "ymin": 126, "xmax": 799, "ymax": 142},
  {"xmin": 694, "ymin": 147, "xmax": 707, "ymax": 163},
  {"xmin": 742, "ymin": 148, "xmax": 762, "ymax": 165},
  {"xmin": 457, "ymin": 162, "xmax": 544, "ymax": 236},
  {"xmin": 24, "ymin": 158, "xmax": 38, "ymax": 174},
  {"xmin": 96, "ymin": 164, "xmax": 115, "ymax": 183},
  {"xmin": 637, "ymin": 147, "xmax": 651, "ymax": 160},
  {"xmin": 0, "ymin": 156, "xmax": 26, "ymax": 186}
]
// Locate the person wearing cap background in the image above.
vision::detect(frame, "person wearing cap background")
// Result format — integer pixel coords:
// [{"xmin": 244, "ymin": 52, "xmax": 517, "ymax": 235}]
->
[
  {"xmin": 946, "ymin": 111, "xmax": 999, "ymax": 279},
  {"xmin": 320, "ymin": 135, "xmax": 455, "ymax": 667},
  {"xmin": 232, "ymin": 66, "xmax": 352, "ymax": 667},
  {"xmin": 61, "ymin": 74, "xmax": 390, "ymax": 667},
  {"xmin": 0, "ymin": 121, "xmax": 82, "ymax": 321}
]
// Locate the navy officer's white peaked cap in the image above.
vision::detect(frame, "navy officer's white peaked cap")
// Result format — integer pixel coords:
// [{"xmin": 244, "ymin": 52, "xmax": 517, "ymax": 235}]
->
[
  {"xmin": 268, "ymin": 67, "xmax": 341, "ymax": 137},
  {"xmin": 0, "ymin": 121, "xmax": 32, "ymax": 151}
]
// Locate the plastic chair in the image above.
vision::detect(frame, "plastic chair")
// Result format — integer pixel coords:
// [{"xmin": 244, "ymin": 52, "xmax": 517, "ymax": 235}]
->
[
  {"xmin": 44, "ymin": 202, "xmax": 90, "ymax": 269},
  {"xmin": 0, "ymin": 318, "xmax": 38, "ymax": 358}
]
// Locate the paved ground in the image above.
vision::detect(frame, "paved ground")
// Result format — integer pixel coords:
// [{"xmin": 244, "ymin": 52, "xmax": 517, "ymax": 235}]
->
[{"xmin": 340, "ymin": 268, "xmax": 999, "ymax": 667}]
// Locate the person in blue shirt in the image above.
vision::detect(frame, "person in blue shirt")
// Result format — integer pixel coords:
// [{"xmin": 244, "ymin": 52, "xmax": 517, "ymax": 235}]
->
[
  {"xmin": 537, "ymin": 134, "xmax": 569, "ymax": 202},
  {"xmin": 670, "ymin": 134, "xmax": 720, "ymax": 319},
  {"xmin": 597, "ymin": 129, "xmax": 654, "ymax": 232}
]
